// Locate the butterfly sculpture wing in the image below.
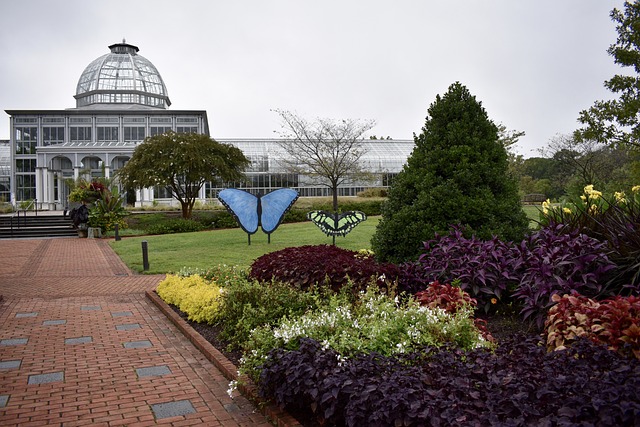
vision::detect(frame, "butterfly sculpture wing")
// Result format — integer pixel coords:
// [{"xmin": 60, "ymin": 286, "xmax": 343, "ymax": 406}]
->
[
  {"xmin": 259, "ymin": 188, "xmax": 299, "ymax": 234},
  {"xmin": 218, "ymin": 189, "xmax": 259, "ymax": 234},
  {"xmin": 218, "ymin": 188, "xmax": 299, "ymax": 236},
  {"xmin": 307, "ymin": 210, "xmax": 367, "ymax": 236}
]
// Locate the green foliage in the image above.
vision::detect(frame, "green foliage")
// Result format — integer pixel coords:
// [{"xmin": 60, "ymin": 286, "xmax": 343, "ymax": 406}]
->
[
  {"xmin": 156, "ymin": 274, "xmax": 223, "ymax": 324},
  {"xmin": 282, "ymin": 208, "xmax": 308, "ymax": 223},
  {"xmin": 68, "ymin": 178, "xmax": 106, "ymax": 203},
  {"xmin": 372, "ymin": 82, "xmax": 529, "ymax": 262},
  {"xmin": 357, "ymin": 188, "xmax": 388, "ymax": 198},
  {"xmin": 213, "ymin": 279, "xmax": 322, "ymax": 350},
  {"xmin": 576, "ymin": 2, "xmax": 640, "ymax": 149},
  {"xmin": 116, "ymin": 132, "xmax": 249, "ymax": 219},
  {"xmin": 146, "ymin": 218, "xmax": 205, "ymax": 235},
  {"xmin": 176, "ymin": 264, "xmax": 249, "ymax": 285},
  {"xmin": 0, "ymin": 202, "xmax": 13, "ymax": 214},
  {"xmin": 240, "ymin": 286, "xmax": 490, "ymax": 382},
  {"xmin": 191, "ymin": 210, "xmax": 239, "ymax": 229},
  {"xmin": 88, "ymin": 187, "xmax": 128, "ymax": 232}
]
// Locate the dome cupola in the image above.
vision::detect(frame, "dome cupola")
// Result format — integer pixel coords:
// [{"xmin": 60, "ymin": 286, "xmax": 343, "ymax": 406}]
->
[{"xmin": 74, "ymin": 40, "xmax": 171, "ymax": 109}]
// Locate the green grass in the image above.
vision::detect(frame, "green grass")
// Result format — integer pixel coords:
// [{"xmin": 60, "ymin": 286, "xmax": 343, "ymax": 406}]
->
[
  {"xmin": 522, "ymin": 204, "xmax": 541, "ymax": 228},
  {"xmin": 111, "ymin": 204, "xmax": 541, "ymax": 274},
  {"xmin": 110, "ymin": 216, "xmax": 380, "ymax": 273}
]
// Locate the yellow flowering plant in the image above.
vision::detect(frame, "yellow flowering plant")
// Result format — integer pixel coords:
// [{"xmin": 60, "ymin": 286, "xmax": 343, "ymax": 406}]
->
[
  {"xmin": 537, "ymin": 184, "xmax": 616, "ymax": 229},
  {"xmin": 156, "ymin": 274, "xmax": 223, "ymax": 324},
  {"xmin": 537, "ymin": 184, "xmax": 640, "ymax": 294}
]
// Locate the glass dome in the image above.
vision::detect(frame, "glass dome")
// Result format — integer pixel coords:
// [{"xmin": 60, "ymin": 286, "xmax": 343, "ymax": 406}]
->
[{"xmin": 74, "ymin": 41, "xmax": 171, "ymax": 109}]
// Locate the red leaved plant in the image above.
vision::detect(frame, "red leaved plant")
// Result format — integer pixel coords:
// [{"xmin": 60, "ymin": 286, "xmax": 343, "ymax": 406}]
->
[
  {"xmin": 415, "ymin": 281, "xmax": 494, "ymax": 342},
  {"xmin": 545, "ymin": 293, "xmax": 640, "ymax": 359}
]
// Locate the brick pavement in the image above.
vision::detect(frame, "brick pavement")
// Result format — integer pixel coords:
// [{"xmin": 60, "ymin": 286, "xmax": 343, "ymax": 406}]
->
[{"xmin": 0, "ymin": 238, "xmax": 282, "ymax": 426}]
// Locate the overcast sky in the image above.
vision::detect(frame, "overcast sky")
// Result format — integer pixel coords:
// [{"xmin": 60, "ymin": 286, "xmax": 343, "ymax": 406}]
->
[{"xmin": 0, "ymin": 0, "xmax": 627, "ymax": 157}]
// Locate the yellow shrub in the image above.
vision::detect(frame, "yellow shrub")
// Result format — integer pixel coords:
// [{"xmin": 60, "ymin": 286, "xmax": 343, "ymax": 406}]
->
[{"xmin": 156, "ymin": 274, "xmax": 222, "ymax": 324}]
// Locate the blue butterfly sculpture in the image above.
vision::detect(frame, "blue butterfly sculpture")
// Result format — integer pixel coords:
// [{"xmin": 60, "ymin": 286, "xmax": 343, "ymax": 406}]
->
[
  {"xmin": 218, "ymin": 188, "xmax": 299, "ymax": 244},
  {"xmin": 307, "ymin": 210, "xmax": 367, "ymax": 243}
]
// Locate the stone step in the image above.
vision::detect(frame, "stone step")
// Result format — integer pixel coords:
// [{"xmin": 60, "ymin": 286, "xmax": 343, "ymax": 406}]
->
[{"xmin": 0, "ymin": 214, "xmax": 79, "ymax": 239}]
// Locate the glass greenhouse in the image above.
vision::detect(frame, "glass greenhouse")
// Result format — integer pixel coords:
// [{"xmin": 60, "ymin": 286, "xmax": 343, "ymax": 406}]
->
[{"xmin": 4, "ymin": 41, "xmax": 414, "ymax": 210}]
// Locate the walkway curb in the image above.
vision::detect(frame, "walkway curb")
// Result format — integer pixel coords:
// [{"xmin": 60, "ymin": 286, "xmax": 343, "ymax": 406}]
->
[{"xmin": 145, "ymin": 290, "xmax": 303, "ymax": 427}]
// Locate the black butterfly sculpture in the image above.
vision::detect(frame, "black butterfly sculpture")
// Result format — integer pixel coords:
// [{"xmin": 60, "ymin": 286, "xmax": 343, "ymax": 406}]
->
[
  {"xmin": 218, "ymin": 188, "xmax": 299, "ymax": 245},
  {"xmin": 307, "ymin": 210, "xmax": 367, "ymax": 244}
]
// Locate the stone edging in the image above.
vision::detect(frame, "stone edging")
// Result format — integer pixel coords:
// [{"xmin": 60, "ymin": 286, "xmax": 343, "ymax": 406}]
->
[{"xmin": 145, "ymin": 290, "xmax": 303, "ymax": 427}]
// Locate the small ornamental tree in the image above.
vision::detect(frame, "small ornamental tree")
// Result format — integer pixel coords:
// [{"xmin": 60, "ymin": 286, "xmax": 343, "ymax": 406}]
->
[
  {"xmin": 117, "ymin": 132, "xmax": 249, "ymax": 218},
  {"xmin": 372, "ymin": 82, "xmax": 529, "ymax": 262}
]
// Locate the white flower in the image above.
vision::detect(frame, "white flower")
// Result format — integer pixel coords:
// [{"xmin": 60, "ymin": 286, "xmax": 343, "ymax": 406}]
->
[{"xmin": 227, "ymin": 380, "xmax": 238, "ymax": 399}]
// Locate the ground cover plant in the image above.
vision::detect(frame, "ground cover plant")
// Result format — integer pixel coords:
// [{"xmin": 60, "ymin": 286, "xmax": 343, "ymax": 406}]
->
[{"xmin": 258, "ymin": 336, "xmax": 640, "ymax": 426}]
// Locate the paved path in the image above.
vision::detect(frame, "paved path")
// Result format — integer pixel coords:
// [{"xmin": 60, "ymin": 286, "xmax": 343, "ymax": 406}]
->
[{"xmin": 0, "ymin": 238, "xmax": 274, "ymax": 426}]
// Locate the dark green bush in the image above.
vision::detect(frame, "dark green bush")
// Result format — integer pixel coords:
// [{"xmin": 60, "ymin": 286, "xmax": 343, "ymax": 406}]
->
[
  {"xmin": 146, "ymin": 218, "xmax": 205, "ymax": 234},
  {"xmin": 339, "ymin": 199, "xmax": 383, "ymax": 216},
  {"xmin": 357, "ymin": 188, "xmax": 388, "ymax": 198},
  {"xmin": 283, "ymin": 209, "xmax": 309, "ymax": 223},
  {"xmin": 208, "ymin": 211, "xmax": 239, "ymax": 229},
  {"xmin": 372, "ymin": 82, "xmax": 529, "ymax": 263}
]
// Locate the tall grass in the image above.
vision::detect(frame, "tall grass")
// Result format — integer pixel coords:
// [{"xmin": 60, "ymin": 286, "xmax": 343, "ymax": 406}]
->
[{"xmin": 110, "ymin": 217, "xmax": 380, "ymax": 273}]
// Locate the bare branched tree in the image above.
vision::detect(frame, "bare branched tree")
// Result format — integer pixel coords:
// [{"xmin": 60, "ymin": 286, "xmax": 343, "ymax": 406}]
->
[
  {"xmin": 541, "ymin": 134, "xmax": 627, "ymax": 189},
  {"xmin": 273, "ymin": 109, "xmax": 376, "ymax": 211}
]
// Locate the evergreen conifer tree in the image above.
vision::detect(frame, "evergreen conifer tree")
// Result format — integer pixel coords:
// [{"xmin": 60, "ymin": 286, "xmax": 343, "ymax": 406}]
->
[{"xmin": 371, "ymin": 82, "xmax": 529, "ymax": 262}]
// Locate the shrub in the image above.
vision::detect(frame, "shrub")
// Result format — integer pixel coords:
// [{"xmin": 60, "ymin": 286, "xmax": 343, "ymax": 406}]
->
[
  {"xmin": 176, "ymin": 264, "xmax": 248, "ymax": 285},
  {"xmin": 282, "ymin": 208, "xmax": 308, "ymax": 223},
  {"xmin": 339, "ymin": 199, "xmax": 383, "ymax": 216},
  {"xmin": 249, "ymin": 245, "xmax": 400, "ymax": 294},
  {"xmin": 208, "ymin": 211, "xmax": 240, "ymax": 229},
  {"xmin": 156, "ymin": 274, "xmax": 222, "ymax": 324},
  {"xmin": 545, "ymin": 293, "xmax": 640, "ymax": 359},
  {"xmin": 213, "ymin": 279, "xmax": 321, "ymax": 350},
  {"xmin": 88, "ymin": 189, "xmax": 128, "ymax": 233},
  {"xmin": 146, "ymin": 218, "xmax": 205, "ymax": 234},
  {"xmin": 400, "ymin": 227, "xmax": 522, "ymax": 311},
  {"xmin": 258, "ymin": 335, "xmax": 640, "ymax": 426},
  {"xmin": 544, "ymin": 293, "xmax": 601, "ymax": 352},
  {"xmin": 240, "ymin": 287, "xmax": 490, "ymax": 383},
  {"xmin": 514, "ymin": 224, "xmax": 617, "ymax": 328},
  {"xmin": 371, "ymin": 82, "xmax": 528, "ymax": 263},
  {"xmin": 356, "ymin": 187, "xmax": 387, "ymax": 198}
]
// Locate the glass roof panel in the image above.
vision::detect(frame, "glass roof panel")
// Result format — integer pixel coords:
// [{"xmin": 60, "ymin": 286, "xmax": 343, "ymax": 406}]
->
[{"xmin": 75, "ymin": 42, "xmax": 170, "ymax": 109}]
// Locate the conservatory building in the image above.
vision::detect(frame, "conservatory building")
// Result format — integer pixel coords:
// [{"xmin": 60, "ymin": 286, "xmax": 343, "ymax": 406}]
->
[{"xmin": 4, "ymin": 41, "xmax": 413, "ymax": 209}]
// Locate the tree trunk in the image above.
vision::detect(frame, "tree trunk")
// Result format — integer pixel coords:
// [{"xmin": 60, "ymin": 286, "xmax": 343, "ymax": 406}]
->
[
  {"xmin": 331, "ymin": 184, "xmax": 339, "ymax": 212},
  {"xmin": 181, "ymin": 201, "xmax": 192, "ymax": 219}
]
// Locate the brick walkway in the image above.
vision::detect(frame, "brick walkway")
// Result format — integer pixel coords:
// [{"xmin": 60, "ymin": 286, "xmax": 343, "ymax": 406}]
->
[{"xmin": 0, "ymin": 238, "xmax": 276, "ymax": 426}]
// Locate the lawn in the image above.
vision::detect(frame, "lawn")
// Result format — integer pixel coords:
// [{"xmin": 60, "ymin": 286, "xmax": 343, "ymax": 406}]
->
[
  {"xmin": 111, "ymin": 204, "xmax": 542, "ymax": 274},
  {"xmin": 110, "ymin": 216, "xmax": 380, "ymax": 273}
]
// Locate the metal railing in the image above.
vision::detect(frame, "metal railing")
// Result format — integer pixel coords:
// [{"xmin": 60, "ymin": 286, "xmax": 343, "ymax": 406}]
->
[{"xmin": 10, "ymin": 199, "xmax": 38, "ymax": 236}]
